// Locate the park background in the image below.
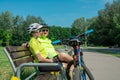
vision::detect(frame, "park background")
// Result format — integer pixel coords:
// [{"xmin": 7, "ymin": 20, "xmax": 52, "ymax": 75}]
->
[
  {"xmin": 0, "ymin": 0, "xmax": 120, "ymax": 80},
  {"xmin": 0, "ymin": 0, "xmax": 120, "ymax": 47}
]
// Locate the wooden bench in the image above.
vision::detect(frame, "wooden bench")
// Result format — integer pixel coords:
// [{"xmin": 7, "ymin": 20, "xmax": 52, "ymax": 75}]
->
[{"xmin": 3, "ymin": 46, "xmax": 63, "ymax": 80}]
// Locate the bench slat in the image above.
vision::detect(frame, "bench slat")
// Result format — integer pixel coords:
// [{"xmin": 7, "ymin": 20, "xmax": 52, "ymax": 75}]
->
[
  {"xmin": 11, "ymin": 51, "xmax": 32, "ymax": 59},
  {"xmin": 14, "ymin": 56, "xmax": 34, "ymax": 67},
  {"xmin": 4, "ymin": 46, "xmax": 63, "ymax": 80},
  {"xmin": 6, "ymin": 46, "xmax": 28, "ymax": 53}
]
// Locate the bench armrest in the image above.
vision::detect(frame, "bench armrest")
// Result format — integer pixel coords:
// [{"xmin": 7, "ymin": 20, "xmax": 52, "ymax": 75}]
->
[{"xmin": 16, "ymin": 63, "xmax": 62, "ymax": 79}]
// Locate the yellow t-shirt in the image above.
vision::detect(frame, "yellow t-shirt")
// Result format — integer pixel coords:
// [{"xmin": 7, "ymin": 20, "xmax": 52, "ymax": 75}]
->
[
  {"xmin": 28, "ymin": 37, "xmax": 47, "ymax": 62},
  {"xmin": 37, "ymin": 36, "xmax": 57, "ymax": 59}
]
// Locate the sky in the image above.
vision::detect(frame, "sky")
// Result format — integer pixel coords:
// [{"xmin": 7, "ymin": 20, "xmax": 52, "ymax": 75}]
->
[{"xmin": 0, "ymin": 0, "xmax": 114, "ymax": 27}]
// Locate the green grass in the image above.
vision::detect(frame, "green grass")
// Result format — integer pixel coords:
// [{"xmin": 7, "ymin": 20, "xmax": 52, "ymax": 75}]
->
[
  {"xmin": 0, "ymin": 47, "xmax": 37, "ymax": 80},
  {"xmin": 55, "ymin": 45, "xmax": 120, "ymax": 58},
  {"xmin": 0, "ymin": 47, "xmax": 13, "ymax": 80},
  {"xmin": 0, "ymin": 45, "xmax": 63, "ymax": 80},
  {"xmin": 84, "ymin": 47, "xmax": 120, "ymax": 58},
  {"xmin": 95, "ymin": 50, "xmax": 120, "ymax": 58},
  {"xmin": 0, "ymin": 45, "xmax": 119, "ymax": 80},
  {"xmin": 54, "ymin": 45, "xmax": 64, "ymax": 49}
]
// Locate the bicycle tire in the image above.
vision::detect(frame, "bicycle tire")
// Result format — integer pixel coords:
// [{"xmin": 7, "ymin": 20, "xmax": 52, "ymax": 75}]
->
[
  {"xmin": 73, "ymin": 67, "xmax": 81, "ymax": 80},
  {"xmin": 66, "ymin": 60, "xmax": 94, "ymax": 80},
  {"xmin": 82, "ymin": 63, "xmax": 94, "ymax": 80}
]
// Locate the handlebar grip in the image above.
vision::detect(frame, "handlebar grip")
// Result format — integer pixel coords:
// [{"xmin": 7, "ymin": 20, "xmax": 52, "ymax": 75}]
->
[
  {"xmin": 52, "ymin": 40, "xmax": 61, "ymax": 45},
  {"xmin": 84, "ymin": 29, "xmax": 94, "ymax": 35}
]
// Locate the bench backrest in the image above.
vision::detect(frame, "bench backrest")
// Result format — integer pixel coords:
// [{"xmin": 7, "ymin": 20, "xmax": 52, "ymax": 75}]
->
[{"xmin": 4, "ymin": 46, "xmax": 34, "ymax": 74}]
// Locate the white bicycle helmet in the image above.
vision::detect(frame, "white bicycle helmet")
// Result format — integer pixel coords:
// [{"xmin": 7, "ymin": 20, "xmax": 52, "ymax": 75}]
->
[{"xmin": 27, "ymin": 23, "xmax": 43, "ymax": 34}]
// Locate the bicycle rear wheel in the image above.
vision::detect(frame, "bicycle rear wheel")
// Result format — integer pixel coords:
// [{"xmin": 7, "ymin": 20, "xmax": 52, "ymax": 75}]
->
[{"xmin": 66, "ymin": 60, "xmax": 94, "ymax": 80}]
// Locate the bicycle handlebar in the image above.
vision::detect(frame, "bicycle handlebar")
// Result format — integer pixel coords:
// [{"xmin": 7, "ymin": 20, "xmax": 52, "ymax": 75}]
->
[
  {"xmin": 77, "ymin": 29, "xmax": 94, "ymax": 38},
  {"xmin": 69, "ymin": 29, "xmax": 94, "ymax": 46},
  {"xmin": 52, "ymin": 29, "xmax": 94, "ymax": 46}
]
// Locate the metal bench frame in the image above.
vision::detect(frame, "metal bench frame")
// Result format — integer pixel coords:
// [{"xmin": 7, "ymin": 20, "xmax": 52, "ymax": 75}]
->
[{"xmin": 3, "ymin": 46, "xmax": 64, "ymax": 80}]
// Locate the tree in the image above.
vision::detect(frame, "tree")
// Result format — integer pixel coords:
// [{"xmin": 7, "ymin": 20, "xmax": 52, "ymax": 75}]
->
[
  {"xmin": 49, "ymin": 26, "xmax": 71, "ymax": 41},
  {"xmin": 71, "ymin": 17, "xmax": 86, "ymax": 34},
  {"xmin": 0, "ymin": 11, "xmax": 13, "ymax": 46}
]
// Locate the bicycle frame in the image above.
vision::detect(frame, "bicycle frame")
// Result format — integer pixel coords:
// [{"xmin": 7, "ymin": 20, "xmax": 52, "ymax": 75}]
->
[
  {"xmin": 66, "ymin": 29, "xmax": 94, "ymax": 80},
  {"xmin": 69, "ymin": 29, "xmax": 94, "ymax": 67},
  {"xmin": 69, "ymin": 38, "xmax": 87, "ymax": 79}
]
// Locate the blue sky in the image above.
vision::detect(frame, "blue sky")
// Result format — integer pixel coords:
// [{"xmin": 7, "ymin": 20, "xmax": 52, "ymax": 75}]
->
[{"xmin": 0, "ymin": 0, "xmax": 113, "ymax": 27}]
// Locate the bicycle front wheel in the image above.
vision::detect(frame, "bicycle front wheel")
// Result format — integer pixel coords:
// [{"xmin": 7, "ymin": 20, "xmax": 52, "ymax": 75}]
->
[
  {"xmin": 82, "ymin": 63, "xmax": 94, "ymax": 80},
  {"xmin": 66, "ymin": 60, "xmax": 94, "ymax": 80},
  {"xmin": 73, "ymin": 67, "xmax": 81, "ymax": 80}
]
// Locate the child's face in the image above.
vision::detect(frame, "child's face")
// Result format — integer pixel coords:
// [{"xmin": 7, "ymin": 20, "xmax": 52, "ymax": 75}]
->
[
  {"xmin": 35, "ymin": 30, "xmax": 42, "ymax": 37},
  {"xmin": 41, "ymin": 28, "xmax": 49, "ymax": 37}
]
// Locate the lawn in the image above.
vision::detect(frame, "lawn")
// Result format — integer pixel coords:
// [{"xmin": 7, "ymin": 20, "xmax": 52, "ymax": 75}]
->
[
  {"xmin": 0, "ymin": 46, "xmax": 119, "ymax": 80},
  {"xmin": 83, "ymin": 47, "xmax": 120, "ymax": 58},
  {"xmin": 0, "ymin": 45, "xmax": 64, "ymax": 80},
  {"xmin": 0, "ymin": 47, "xmax": 13, "ymax": 80},
  {"xmin": 0, "ymin": 46, "xmax": 65, "ymax": 80}
]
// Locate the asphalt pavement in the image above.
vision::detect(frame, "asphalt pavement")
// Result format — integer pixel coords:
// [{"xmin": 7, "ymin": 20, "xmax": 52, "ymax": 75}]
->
[{"xmin": 83, "ymin": 51, "xmax": 120, "ymax": 80}]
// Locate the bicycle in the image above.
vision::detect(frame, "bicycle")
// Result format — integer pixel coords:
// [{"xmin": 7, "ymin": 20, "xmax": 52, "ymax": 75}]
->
[
  {"xmin": 49, "ymin": 29, "xmax": 94, "ymax": 80},
  {"xmin": 65, "ymin": 29, "xmax": 94, "ymax": 80}
]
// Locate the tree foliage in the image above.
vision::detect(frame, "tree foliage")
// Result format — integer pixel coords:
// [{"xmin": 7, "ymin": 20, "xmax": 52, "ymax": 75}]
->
[
  {"xmin": 71, "ymin": 17, "xmax": 86, "ymax": 34},
  {"xmin": 0, "ymin": 11, "xmax": 71, "ymax": 46},
  {"xmin": 0, "ymin": 0, "xmax": 120, "ymax": 47},
  {"xmin": 49, "ymin": 26, "xmax": 71, "ymax": 41},
  {"xmin": 71, "ymin": 0, "xmax": 120, "ymax": 47},
  {"xmin": 0, "ymin": 11, "xmax": 45, "ymax": 46}
]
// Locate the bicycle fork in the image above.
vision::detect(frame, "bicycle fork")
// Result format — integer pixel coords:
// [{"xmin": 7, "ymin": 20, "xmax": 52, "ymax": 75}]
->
[{"xmin": 73, "ymin": 46, "xmax": 87, "ymax": 80}]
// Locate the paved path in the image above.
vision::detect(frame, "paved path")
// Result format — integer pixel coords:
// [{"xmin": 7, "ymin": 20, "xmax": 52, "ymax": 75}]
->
[{"xmin": 83, "ymin": 51, "xmax": 120, "ymax": 80}]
